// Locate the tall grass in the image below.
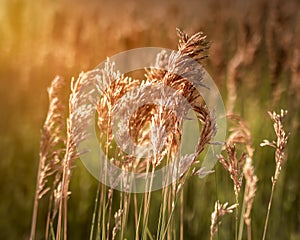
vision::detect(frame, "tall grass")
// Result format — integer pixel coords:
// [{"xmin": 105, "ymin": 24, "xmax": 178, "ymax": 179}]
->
[
  {"xmin": 30, "ymin": 28, "xmax": 217, "ymax": 240},
  {"xmin": 0, "ymin": 0, "xmax": 299, "ymax": 239},
  {"xmin": 30, "ymin": 28, "xmax": 290, "ymax": 240}
]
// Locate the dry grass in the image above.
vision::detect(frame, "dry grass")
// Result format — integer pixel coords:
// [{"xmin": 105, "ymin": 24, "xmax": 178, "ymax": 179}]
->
[
  {"xmin": 243, "ymin": 156, "xmax": 258, "ymax": 240},
  {"xmin": 210, "ymin": 201, "xmax": 237, "ymax": 240},
  {"xmin": 30, "ymin": 76, "xmax": 66, "ymax": 240},
  {"xmin": 218, "ymin": 144, "xmax": 246, "ymax": 197},
  {"xmin": 261, "ymin": 110, "xmax": 289, "ymax": 240},
  {"xmin": 22, "ymin": 1, "xmax": 296, "ymax": 237},
  {"xmin": 30, "ymin": 28, "xmax": 218, "ymax": 240},
  {"xmin": 29, "ymin": 25, "xmax": 291, "ymax": 240}
]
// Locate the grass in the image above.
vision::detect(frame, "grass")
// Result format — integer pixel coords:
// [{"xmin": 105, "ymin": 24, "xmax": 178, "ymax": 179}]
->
[
  {"xmin": 30, "ymin": 29, "xmax": 290, "ymax": 240},
  {"xmin": 0, "ymin": 0, "xmax": 299, "ymax": 239}
]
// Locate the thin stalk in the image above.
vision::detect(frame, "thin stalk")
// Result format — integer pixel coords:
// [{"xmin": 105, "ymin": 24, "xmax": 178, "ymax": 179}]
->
[
  {"xmin": 157, "ymin": 178, "xmax": 169, "ymax": 240},
  {"xmin": 121, "ymin": 165, "xmax": 135, "ymax": 239},
  {"xmin": 50, "ymin": 222, "xmax": 56, "ymax": 240},
  {"xmin": 45, "ymin": 191, "xmax": 54, "ymax": 240},
  {"xmin": 212, "ymin": 166, "xmax": 219, "ymax": 240},
  {"xmin": 120, "ymin": 192, "xmax": 131, "ymax": 240},
  {"xmin": 235, "ymin": 193, "xmax": 239, "ymax": 240},
  {"xmin": 57, "ymin": 153, "xmax": 71, "ymax": 240},
  {"xmin": 262, "ymin": 181, "xmax": 276, "ymax": 240},
  {"xmin": 57, "ymin": 154, "xmax": 70, "ymax": 240},
  {"xmin": 142, "ymin": 166, "xmax": 156, "ymax": 239},
  {"xmin": 161, "ymin": 164, "xmax": 186, "ymax": 240},
  {"xmin": 238, "ymin": 193, "xmax": 246, "ymax": 240},
  {"xmin": 56, "ymin": 198, "xmax": 62, "ymax": 240},
  {"xmin": 146, "ymin": 226, "xmax": 155, "ymax": 240},
  {"xmin": 96, "ymin": 183, "xmax": 104, "ymax": 240},
  {"xmin": 29, "ymin": 155, "xmax": 44, "ymax": 240},
  {"xmin": 167, "ymin": 184, "xmax": 173, "ymax": 240},
  {"xmin": 141, "ymin": 159, "xmax": 151, "ymax": 239},
  {"xmin": 101, "ymin": 111, "xmax": 111, "ymax": 240},
  {"xmin": 157, "ymin": 149, "xmax": 172, "ymax": 240},
  {"xmin": 119, "ymin": 183, "xmax": 124, "ymax": 239},
  {"xmin": 106, "ymin": 189, "xmax": 114, "ymax": 240},
  {"xmin": 180, "ymin": 191, "xmax": 184, "ymax": 240},
  {"xmin": 136, "ymin": 195, "xmax": 144, "ymax": 240},
  {"xmin": 63, "ymin": 182, "xmax": 68, "ymax": 240},
  {"xmin": 134, "ymin": 192, "xmax": 139, "ymax": 240},
  {"xmin": 160, "ymin": 191, "xmax": 180, "ymax": 240},
  {"xmin": 247, "ymin": 222, "xmax": 252, "ymax": 240},
  {"xmin": 120, "ymin": 165, "xmax": 134, "ymax": 239},
  {"xmin": 158, "ymin": 180, "xmax": 170, "ymax": 240},
  {"xmin": 90, "ymin": 183, "xmax": 101, "ymax": 240},
  {"xmin": 156, "ymin": 204, "xmax": 163, "ymax": 240},
  {"xmin": 167, "ymin": 151, "xmax": 179, "ymax": 240},
  {"xmin": 102, "ymin": 184, "xmax": 107, "ymax": 240}
]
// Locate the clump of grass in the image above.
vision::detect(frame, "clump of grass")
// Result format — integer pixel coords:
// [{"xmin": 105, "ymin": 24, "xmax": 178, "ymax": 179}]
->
[
  {"xmin": 30, "ymin": 25, "xmax": 290, "ymax": 240},
  {"xmin": 212, "ymin": 110, "xmax": 289, "ymax": 240},
  {"xmin": 30, "ymin": 71, "xmax": 101, "ymax": 239},
  {"xmin": 30, "ymin": 28, "xmax": 217, "ymax": 240},
  {"xmin": 30, "ymin": 76, "xmax": 66, "ymax": 240}
]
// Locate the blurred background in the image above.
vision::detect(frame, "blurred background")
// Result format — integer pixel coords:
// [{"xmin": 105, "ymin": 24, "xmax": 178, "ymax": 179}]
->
[{"xmin": 0, "ymin": 0, "xmax": 299, "ymax": 239}]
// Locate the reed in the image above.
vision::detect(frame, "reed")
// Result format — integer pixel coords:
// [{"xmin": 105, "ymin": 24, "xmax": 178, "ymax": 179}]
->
[{"xmin": 30, "ymin": 25, "xmax": 291, "ymax": 240}]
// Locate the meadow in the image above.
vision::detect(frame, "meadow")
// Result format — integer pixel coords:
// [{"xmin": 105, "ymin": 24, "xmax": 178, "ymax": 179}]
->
[{"xmin": 0, "ymin": 0, "xmax": 299, "ymax": 239}]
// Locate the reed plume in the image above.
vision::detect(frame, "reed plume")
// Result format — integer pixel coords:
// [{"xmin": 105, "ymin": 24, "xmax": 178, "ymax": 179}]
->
[
  {"xmin": 210, "ymin": 201, "xmax": 237, "ymax": 240},
  {"xmin": 261, "ymin": 110, "xmax": 289, "ymax": 240},
  {"xmin": 30, "ymin": 76, "xmax": 66, "ymax": 240},
  {"xmin": 218, "ymin": 144, "xmax": 246, "ymax": 198}
]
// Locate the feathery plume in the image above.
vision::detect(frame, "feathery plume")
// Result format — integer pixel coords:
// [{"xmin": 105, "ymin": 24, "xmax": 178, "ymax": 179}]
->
[
  {"xmin": 218, "ymin": 144, "xmax": 246, "ymax": 196},
  {"xmin": 30, "ymin": 76, "xmax": 66, "ymax": 240},
  {"xmin": 260, "ymin": 110, "xmax": 289, "ymax": 183},
  {"xmin": 210, "ymin": 201, "xmax": 237, "ymax": 240},
  {"xmin": 261, "ymin": 109, "xmax": 289, "ymax": 240}
]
